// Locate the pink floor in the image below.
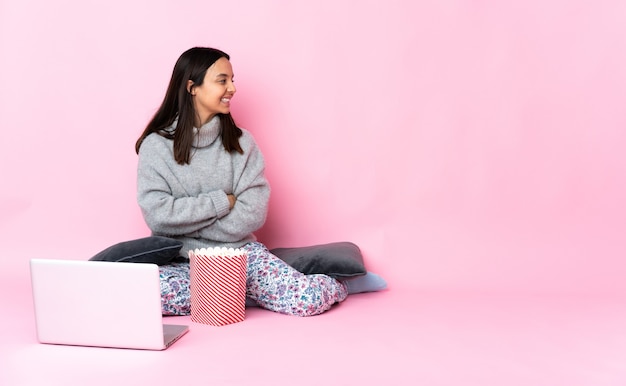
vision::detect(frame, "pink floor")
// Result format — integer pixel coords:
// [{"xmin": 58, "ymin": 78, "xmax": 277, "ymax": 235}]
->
[{"xmin": 2, "ymin": 269, "xmax": 626, "ymax": 386}]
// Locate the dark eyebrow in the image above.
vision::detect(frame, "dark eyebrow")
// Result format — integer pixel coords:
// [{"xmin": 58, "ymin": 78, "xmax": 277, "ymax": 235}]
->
[{"xmin": 215, "ymin": 73, "xmax": 233, "ymax": 78}]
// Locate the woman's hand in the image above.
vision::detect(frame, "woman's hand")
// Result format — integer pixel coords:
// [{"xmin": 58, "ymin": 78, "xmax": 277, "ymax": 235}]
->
[{"xmin": 227, "ymin": 194, "xmax": 237, "ymax": 209}]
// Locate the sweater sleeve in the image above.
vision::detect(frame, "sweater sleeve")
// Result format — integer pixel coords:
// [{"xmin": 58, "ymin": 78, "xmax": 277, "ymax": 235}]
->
[
  {"xmin": 196, "ymin": 134, "xmax": 270, "ymax": 242},
  {"xmin": 137, "ymin": 136, "xmax": 232, "ymax": 236}
]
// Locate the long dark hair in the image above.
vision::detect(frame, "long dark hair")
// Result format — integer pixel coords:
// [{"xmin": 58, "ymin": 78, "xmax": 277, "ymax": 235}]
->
[{"xmin": 135, "ymin": 47, "xmax": 243, "ymax": 164}]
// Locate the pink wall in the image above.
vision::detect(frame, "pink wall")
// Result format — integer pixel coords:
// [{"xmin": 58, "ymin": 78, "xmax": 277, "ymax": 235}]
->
[{"xmin": 1, "ymin": 1, "xmax": 625, "ymax": 295}]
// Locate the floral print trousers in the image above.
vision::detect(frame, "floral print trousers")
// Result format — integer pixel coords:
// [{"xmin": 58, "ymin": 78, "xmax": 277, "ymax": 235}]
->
[{"xmin": 159, "ymin": 242, "xmax": 348, "ymax": 317}]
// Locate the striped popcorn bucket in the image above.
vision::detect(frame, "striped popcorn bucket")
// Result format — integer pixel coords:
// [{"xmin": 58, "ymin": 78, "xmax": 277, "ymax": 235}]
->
[{"xmin": 189, "ymin": 247, "xmax": 248, "ymax": 326}]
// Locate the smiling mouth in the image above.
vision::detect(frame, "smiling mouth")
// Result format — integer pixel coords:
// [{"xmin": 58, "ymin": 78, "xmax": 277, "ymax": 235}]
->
[{"xmin": 221, "ymin": 97, "xmax": 231, "ymax": 103}]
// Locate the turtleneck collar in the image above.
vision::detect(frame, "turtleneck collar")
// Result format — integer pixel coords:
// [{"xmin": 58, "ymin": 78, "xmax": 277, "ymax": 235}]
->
[{"xmin": 192, "ymin": 115, "xmax": 221, "ymax": 148}]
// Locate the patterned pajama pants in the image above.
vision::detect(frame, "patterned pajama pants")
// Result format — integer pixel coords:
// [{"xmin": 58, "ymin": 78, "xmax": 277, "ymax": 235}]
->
[{"xmin": 159, "ymin": 242, "xmax": 348, "ymax": 317}]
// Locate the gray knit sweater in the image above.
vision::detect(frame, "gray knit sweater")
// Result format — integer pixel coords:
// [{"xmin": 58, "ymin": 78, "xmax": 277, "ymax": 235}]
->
[{"xmin": 137, "ymin": 116, "xmax": 270, "ymax": 257}]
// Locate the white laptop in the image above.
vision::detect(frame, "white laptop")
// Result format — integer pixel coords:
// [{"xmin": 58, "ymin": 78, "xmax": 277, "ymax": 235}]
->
[{"xmin": 30, "ymin": 259, "xmax": 189, "ymax": 350}]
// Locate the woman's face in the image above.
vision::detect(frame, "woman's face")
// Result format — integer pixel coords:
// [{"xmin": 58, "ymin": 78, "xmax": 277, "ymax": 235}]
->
[{"xmin": 190, "ymin": 57, "xmax": 236, "ymax": 126}]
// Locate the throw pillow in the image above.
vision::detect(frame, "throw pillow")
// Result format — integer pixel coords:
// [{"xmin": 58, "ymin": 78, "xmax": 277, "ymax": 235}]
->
[
  {"xmin": 270, "ymin": 242, "xmax": 366, "ymax": 278},
  {"xmin": 89, "ymin": 236, "xmax": 183, "ymax": 266}
]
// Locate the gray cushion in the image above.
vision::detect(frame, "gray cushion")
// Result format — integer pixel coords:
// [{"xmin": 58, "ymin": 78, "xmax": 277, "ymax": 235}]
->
[
  {"xmin": 270, "ymin": 242, "xmax": 366, "ymax": 278},
  {"xmin": 89, "ymin": 236, "xmax": 183, "ymax": 266}
]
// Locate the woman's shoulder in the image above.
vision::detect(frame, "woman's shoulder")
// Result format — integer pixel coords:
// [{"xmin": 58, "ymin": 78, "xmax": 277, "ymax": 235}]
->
[
  {"xmin": 143, "ymin": 132, "xmax": 172, "ymax": 146},
  {"xmin": 138, "ymin": 132, "xmax": 173, "ymax": 157},
  {"xmin": 238, "ymin": 127, "xmax": 261, "ymax": 149}
]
